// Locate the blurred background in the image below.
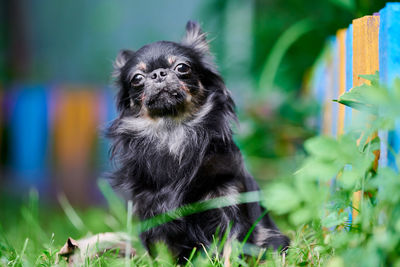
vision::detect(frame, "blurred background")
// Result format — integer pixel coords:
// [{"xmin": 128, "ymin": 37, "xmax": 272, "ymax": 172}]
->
[{"xmin": 0, "ymin": 0, "xmax": 389, "ymax": 208}]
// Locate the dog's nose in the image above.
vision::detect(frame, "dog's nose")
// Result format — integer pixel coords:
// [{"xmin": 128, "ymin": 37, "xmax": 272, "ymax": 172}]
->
[{"xmin": 150, "ymin": 69, "xmax": 168, "ymax": 82}]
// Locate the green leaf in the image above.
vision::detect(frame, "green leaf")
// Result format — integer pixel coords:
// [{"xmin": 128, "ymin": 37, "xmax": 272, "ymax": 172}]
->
[
  {"xmin": 359, "ymin": 71, "xmax": 379, "ymax": 85},
  {"xmin": 299, "ymin": 158, "xmax": 341, "ymax": 182},
  {"xmin": 338, "ymin": 169, "xmax": 360, "ymax": 190},
  {"xmin": 304, "ymin": 136, "xmax": 340, "ymax": 160},
  {"xmin": 289, "ymin": 207, "xmax": 314, "ymax": 225},
  {"xmin": 372, "ymin": 168, "xmax": 400, "ymax": 204},
  {"xmin": 264, "ymin": 184, "xmax": 300, "ymax": 214},
  {"xmin": 335, "ymin": 99, "xmax": 375, "ymax": 113},
  {"xmin": 321, "ymin": 212, "xmax": 348, "ymax": 228},
  {"xmin": 337, "ymin": 85, "xmax": 378, "ymax": 114},
  {"xmin": 295, "ymin": 178, "xmax": 325, "ymax": 204}
]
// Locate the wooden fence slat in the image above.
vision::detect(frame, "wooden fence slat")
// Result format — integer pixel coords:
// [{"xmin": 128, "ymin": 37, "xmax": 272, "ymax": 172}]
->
[
  {"xmin": 337, "ymin": 29, "xmax": 347, "ymax": 136},
  {"xmin": 311, "ymin": 54, "xmax": 329, "ymax": 134},
  {"xmin": 53, "ymin": 88, "xmax": 99, "ymax": 206},
  {"xmin": 352, "ymin": 15, "xmax": 380, "ymax": 87},
  {"xmin": 345, "ymin": 24, "xmax": 353, "ymax": 132},
  {"xmin": 379, "ymin": 3, "xmax": 400, "ymax": 86},
  {"xmin": 352, "ymin": 14, "xmax": 380, "ymax": 220},
  {"xmin": 331, "ymin": 38, "xmax": 339, "ymax": 137},
  {"xmin": 322, "ymin": 42, "xmax": 334, "ymax": 136},
  {"xmin": 379, "ymin": 3, "xmax": 400, "ymax": 170},
  {"xmin": 344, "ymin": 24, "xmax": 354, "ymax": 226},
  {"xmin": 9, "ymin": 86, "xmax": 49, "ymax": 185}
]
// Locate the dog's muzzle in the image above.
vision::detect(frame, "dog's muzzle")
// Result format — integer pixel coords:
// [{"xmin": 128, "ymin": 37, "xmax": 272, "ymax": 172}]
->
[{"xmin": 144, "ymin": 85, "xmax": 186, "ymax": 116}]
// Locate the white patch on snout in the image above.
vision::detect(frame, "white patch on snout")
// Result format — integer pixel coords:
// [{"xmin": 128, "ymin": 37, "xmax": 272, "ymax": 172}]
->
[{"xmin": 117, "ymin": 94, "xmax": 214, "ymax": 160}]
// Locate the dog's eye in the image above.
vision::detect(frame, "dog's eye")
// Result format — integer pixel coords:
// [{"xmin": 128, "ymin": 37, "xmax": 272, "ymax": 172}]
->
[
  {"xmin": 174, "ymin": 63, "xmax": 191, "ymax": 74},
  {"xmin": 131, "ymin": 74, "xmax": 145, "ymax": 86}
]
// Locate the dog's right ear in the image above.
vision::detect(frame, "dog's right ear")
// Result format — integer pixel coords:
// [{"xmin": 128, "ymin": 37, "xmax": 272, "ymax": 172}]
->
[
  {"xmin": 182, "ymin": 21, "xmax": 209, "ymax": 54},
  {"xmin": 113, "ymin": 49, "xmax": 135, "ymax": 78}
]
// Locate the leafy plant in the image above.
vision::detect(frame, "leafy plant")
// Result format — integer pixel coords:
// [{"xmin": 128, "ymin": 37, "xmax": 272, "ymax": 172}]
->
[{"xmin": 264, "ymin": 73, "xmax": 400, "ymax": 266}]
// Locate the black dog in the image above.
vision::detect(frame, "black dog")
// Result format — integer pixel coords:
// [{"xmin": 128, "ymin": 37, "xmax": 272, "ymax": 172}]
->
[{"xmin": 107, "ymin": 21, "xmax": 289, "ymax": 262}]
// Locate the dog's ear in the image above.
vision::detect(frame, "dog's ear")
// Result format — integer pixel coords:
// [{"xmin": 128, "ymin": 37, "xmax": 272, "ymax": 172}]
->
[
  {"xmin": 113, "ymin": 49, "xmax": 135, "ymax": 78},
  {"xmin": 182, "ymin": 21, "xmax": 209, "ymax": 54}
]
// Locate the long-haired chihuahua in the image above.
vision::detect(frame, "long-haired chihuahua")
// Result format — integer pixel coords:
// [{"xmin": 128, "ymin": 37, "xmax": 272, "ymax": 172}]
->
[{"xmin": 107, "ymin": 21, "xmax": 289, "ymax": 262}]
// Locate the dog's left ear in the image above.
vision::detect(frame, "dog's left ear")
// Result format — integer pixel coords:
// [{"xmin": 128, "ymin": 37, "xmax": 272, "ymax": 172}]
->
[{"xmin": 181, "ymin": 21, "xmax": 209, "ymax": 54}]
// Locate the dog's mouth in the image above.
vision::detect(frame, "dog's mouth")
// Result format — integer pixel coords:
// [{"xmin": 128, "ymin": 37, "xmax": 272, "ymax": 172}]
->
[{"xmin": 144, "ymin": 87, "xmax": 187, "ymax": 117}]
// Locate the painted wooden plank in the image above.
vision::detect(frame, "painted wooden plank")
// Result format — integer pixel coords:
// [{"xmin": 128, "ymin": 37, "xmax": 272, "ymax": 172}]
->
[
  {"xmin": 344, "ymin": 24, "xmax": 354, "ymax": 227},
  {"xmin": 322, "ymin": 41, "xmax": 334, "ymax": 136},
  {"xmin": 53, "ymin": 89, "xmax": 99, "ymax": 166},
  {"xmin": 379, "ymin": 6, "xmax": 389, "ymax": 169},
  {"xmin": 315, "ymin": 63, "xmax": 326, "ymax": 106},
  {"xmin": 316, "ymin": 63, "xmax": 326, "ymax": 134},
  {"xmin": 337, "ymin": 29, "xmax": 347, "ymax": 136},
  {"xmin": 352, "ymin": 15, "xmax": 380, "ymax": 87},
  {"xmin": 311, "ymin": 55, "xmax": 328, "ymax": 134},
  {"xmin": 379, "ymin": 3, "xmax": 400, "ymax": 170},
  {"xmin": 352, "ymin": 14, "xmax": 380, "ymax": 220},
  {"xmin": 9, "ymin": 86, "xmax": 49, "ymax": 185},
  {"xmin": 331, "ymin": 31, "xmax": 349, "ymax": 228},
  {"xmin": 53, "ymin": 88, "xmax": 99, "ymax": 206},
  {"xmin": 331, "ymin": 38, "xmax": 339, "ymax": 137},
  {"xmin": 379, "ymin": 3, "xmax": 400, "ymax": 87},
  {"xmin": 345, "ymin": 24, "xmax": 353, "ymax": 132}
]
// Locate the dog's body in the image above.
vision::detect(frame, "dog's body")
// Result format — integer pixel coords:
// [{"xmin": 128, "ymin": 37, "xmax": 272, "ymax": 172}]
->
[{"xmin": 107, "ymin": 21, "xmax": 289, "ymax": 261}]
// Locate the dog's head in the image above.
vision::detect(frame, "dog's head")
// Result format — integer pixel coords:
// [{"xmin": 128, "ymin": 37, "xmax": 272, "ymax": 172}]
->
[{"xmin": 113, "ymin": 21, "xmax": 226, "ymax": 119}]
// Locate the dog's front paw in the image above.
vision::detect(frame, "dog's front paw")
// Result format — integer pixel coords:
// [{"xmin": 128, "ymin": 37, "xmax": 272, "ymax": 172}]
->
[{"xmin": 255, "ymin": 228, "xmax": 290, "ymax": 252}]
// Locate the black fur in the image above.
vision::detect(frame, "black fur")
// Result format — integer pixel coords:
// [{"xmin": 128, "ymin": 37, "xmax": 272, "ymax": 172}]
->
[{"xmin": 107, "ymin": 21, "xmax": 289, "ymax": 262}]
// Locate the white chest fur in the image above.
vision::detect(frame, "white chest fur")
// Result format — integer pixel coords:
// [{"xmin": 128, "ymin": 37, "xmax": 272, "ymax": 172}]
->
[{"xmin": 117, "ymin": 96, "xmax": 214, "ymax": 161}]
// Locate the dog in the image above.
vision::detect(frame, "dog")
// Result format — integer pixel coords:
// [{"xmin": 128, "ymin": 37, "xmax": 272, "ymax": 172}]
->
[{"xmin": 107, "ymin": 21, "xmax": 289, "ymax": 262}]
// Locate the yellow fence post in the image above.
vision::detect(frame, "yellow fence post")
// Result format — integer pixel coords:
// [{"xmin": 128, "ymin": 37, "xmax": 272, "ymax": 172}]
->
[{"xmin": 351, "ymin": 14, "xmax": 380, "ymax": 220}]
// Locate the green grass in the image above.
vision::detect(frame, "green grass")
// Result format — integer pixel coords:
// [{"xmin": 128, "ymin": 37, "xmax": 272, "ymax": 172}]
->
[
  {"xmin": 0, "ymin": 183, "xmax": 294, "ymax": 266},
  {"xmin": 0, "ymin": 188, "xmax": 289, "ymax": 266}
]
